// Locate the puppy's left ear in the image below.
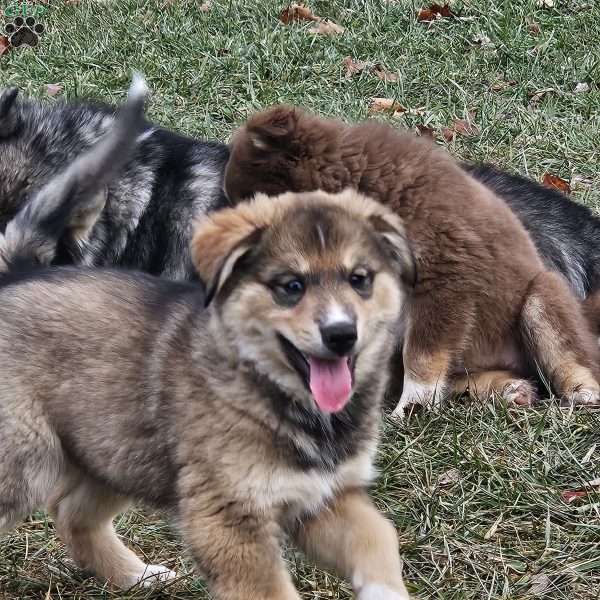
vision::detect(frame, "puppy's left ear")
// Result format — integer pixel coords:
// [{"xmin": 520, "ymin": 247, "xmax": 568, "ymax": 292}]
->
[
  {"xmin": 245, "ymin": 105, "xmax": 300, "ymax": 152},
  {"xmin": 192, "ymin": 199, "xmax": 278, "ymax": 306},
  {"xmin": 369, "ymin": 213, "xmax": 416, "ymax": 288}
]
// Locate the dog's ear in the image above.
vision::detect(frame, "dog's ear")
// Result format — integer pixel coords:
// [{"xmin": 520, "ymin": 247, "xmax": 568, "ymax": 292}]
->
[
  {"xmin": 0, "ymin": 88, "xmax": 20, "ymax": 138},
  {"xmin": 192, "ymin": 197, "xmax": 281, "ymax": 306},
  {"xmin": 244, "ymin": 105, "xmax": 300, "ymax": 153},
  {"xmin": 369, "ymin": 213, "xmax": 416, "ymax": 288}
]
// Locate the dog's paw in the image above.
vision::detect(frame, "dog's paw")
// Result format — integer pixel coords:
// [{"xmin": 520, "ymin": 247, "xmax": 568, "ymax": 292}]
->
[
  {"xmin": 358, "ymin": 583, "xmax": 410, "ymax": 600},
  {"xmin": 134, "ymin": 564, "xmax": 177, "ymax": 587},
  {"xmin": 501, "ymin": 379, "xmax": 537, "ymax": 407},
  {"xmin": 391, "ymin": 380, "xmax": 439, "ymax": 420},
  {"xmin": 561, "ymin": 387, "xmax": 600, "ymax": 407}
]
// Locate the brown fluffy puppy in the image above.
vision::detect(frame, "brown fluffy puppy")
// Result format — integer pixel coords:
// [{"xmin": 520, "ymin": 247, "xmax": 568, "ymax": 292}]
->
[
  {"xmin": 224, "ymin": 106, "xmax": 600, "ymax": 413},
  {"xmin": 0, "ymin": 189, "xmax": 413, "ymax": 600}
]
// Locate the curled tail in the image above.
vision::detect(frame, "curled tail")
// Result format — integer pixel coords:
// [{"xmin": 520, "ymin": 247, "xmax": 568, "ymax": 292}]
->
[{"xmin": 0, "ymin": 73, "xmax": 149, "ymax": 272}]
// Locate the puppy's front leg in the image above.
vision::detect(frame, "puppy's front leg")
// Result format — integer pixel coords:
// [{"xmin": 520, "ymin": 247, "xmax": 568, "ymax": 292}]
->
[
  {"xmin": 292, "ymin": 489, "xmax": 410, "ymax": 600},
  {"xmin": 179, "ymin": 496, "xmax": 300, "ymax": 600}
]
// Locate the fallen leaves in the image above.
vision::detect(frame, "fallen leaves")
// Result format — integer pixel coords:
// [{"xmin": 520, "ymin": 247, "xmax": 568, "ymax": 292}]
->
[
  {"xmin": 0, "ymin": 36, "xmax": 11, "ymax": 57},
  {"xmin": 279, "ymin": 3, "xmax": 317, "ymax": 23},
  {"xmin": 416, "ymin": 124, "xmax": 435, "ymax": 138},
  {"xmin": 441, "ymin": 114, "xmax": 480, "ymax": 141},
  {"xmin": 528, "ymin": 87, "xmax": 555, "ymax": 106},
  {"xmin": 417, "ymin": 3, "xmax": 454, "ymax": 21},
  {"xmin": 369, "ymin": 97, "xmax": 406, "ymax": 116},
  {"xmin": 343, "ymin": 57, "xmax": 398, "ymax": 82},
  {"xmin": 308, "ymin": 20, "xmax": 344, "ymax": 36},
  {"xmin": 279, "ymin": 4, "xmax": 344, "ymax": 35},
  {"xmin": 45, "ymin": 83, "xmax": 63, "ymax": 97},
  {"xmin": 542, "ymin": 173, "xmax": 571, "ymax": 194},
  {"xmin": 490, "ymin": 78, "xmax": 517, "ymax": 92},
  {"xmin": 561, "ymin": 478, "xmax": 600, "ymax": 504}
]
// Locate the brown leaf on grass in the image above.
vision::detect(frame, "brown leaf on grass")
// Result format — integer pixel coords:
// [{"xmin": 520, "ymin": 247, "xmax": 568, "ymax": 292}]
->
[
  {"xmin": 0, "ymin": 36, "xmax": 11, "ymax": 56},
  {"xmin": 373, "ymin": 64, "xmax": 399, "ymax": 82},
  {"xmin": 529, "ymin": 87, "xmax": 555, "ymax": 106},
  {"xmin": 417, "ymin": 3, "xmax": 454, "ymax": 22},
  {"xmin": 308, "ymin": 19, "xmax": 344, "ymax": 35},
  {"xmin": 416, "ymin": 124, "xmax": 435, "ymax": 138},
  {"xmin": 45, "ymin": 83, "xmax": 63, "ymax": 97},
  {"xmin": 490, "ymin": 78, "xmax": 517, "ymax": 92},
  {"xmin": 561, "ymin": 489, "xmax": 588, "ymax": 504},
  {"xmin": 279, "ymin": 3, "xmax": 318, "ymax": 24},
  {"xmin": 369, "ymin": 97, "xmax": 406, "ymax": 114},
  {"xmin": 441, "ymin": 127, "xmax": 455, "ymax": 142},
  {"xmin": 528, "ymin": 21, "xmax": 541, "ymax": 35},
  {"xmin": 199, "ymin": 0, "xmax": 211, "ymax": 11},
  {"xmin": 542, "ymin": 173, "xmax": 571, "ymax": 194},
  {"xmin": 342, "ymin": 56, "xmax": 369, "ymax": 78},
  {"xmin": 453, "ymin": 118, "xmax": 480, "ymax": 137}
]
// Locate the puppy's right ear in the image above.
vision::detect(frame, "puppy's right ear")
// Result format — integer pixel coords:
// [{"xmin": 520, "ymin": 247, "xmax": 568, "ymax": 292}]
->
[
  {"xmin": 192, "ymin": 198, "xmax": 280, "ymax": 307},
  {"xmin": 0, "ymin": 88, "xmax": 20, "ymax": 138},
  {"xmin": 244, "ymin": 105, "xmax": 301, "ymax": 152}
]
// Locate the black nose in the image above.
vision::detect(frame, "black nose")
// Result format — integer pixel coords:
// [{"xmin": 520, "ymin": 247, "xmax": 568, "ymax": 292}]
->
[{"xmin": 320, "ymin": 322, "xmax": 357, "ymax": 356}]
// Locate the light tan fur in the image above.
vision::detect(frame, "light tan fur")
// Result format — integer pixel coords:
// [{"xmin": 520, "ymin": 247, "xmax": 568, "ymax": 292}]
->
[{"xmin": 0, "ymin": 189, "xmax": 413, "ymax": 599}]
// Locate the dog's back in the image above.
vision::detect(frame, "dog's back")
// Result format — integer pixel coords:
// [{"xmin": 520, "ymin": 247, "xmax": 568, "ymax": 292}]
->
[{"xmin": 0, "ymin": 85, "xmax": 229, "ymax": 279}]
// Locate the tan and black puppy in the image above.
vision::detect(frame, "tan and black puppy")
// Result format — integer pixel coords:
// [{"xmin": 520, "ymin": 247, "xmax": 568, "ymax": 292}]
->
[
  {"xmin": 0, "ymin": 189, "xmax": 414, "ymax": 600},
  {"xmin": 224, "ymin": 106, "xmax": 600, "ymax": 413}
]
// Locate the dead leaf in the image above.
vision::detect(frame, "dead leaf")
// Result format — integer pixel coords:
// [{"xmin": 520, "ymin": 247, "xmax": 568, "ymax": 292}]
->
[
  {"xmin": 529, "ymin": 87, "xmax": 555, "ymax": 106},
  {"xmin": 416, "ymin": 124, "xmax": 435, "ymax": 138},
  {"xmin": 472, "ymin": 33, "xmax": 494, "ymax": 48},
  {"xmin": 528, "ymin": 574, "xmax": 552, "ymax": 595},
  {"xmin": 441, "ymin": 127, "xmax": 456, "ymax": 142},
  {"xmin": 45, "ymin": 83, "xmax": 63, "ymax": 97},
  {"xmin": 574, "ymin": 82, "xmax": 590, "ymax": 94},
  {"xmin": 528, "ymin": 21, "xmax": 541, "ymax": 35},
  {"xmin": 342, "ymin": 56, "xmax": 369, "ymax": 78},
  {"xmin": 417, "ymin": 3, "xmax": 454, "ymax": 22},
  {"xmin": 308, "ymin": 19, "xmax": 344, "ymax": 35},
  {"xmin": 369, "ymin": 97, "xmax": 406, "ymax": 114},
  {"xmin": 0, "ymin": 36, "xmax": 10, "ymax": 56},
  {"xmin": 437, "ymin": 468, "xmax": 460, "ymax": 486},
  {"xmin": 452, "ymin": 117, "xmax": 479, "ymax": 137},
  {"xmin": 542, "ymin": 173, "xmax": 571, "ymax": 194},
  {"xmin": 561, "ymin": 489, "xmax": 589, "ymax": 504},
  {"xmin": 279, "ymin": 3, "xmax": 318, "ymax": 24},
  {"xmin": 199, "ymin": 0, "xmax": 211, "ymax": 11},
  {"xmin": 490, "ymin": 78, "xmax": 517, "ymax": 92},
  {"xmin": 373, "ymin": 64, "xmax": 398, "ymax": 82}
]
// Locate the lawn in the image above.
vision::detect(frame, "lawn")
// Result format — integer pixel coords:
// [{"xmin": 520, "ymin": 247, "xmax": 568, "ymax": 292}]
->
[{"xmin": 1, "ymin": 0, "xmax": 600, "ymax": 598}]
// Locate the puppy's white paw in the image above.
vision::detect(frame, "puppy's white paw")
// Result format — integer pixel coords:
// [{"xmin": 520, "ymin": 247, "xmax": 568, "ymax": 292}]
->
[
  {"xmin": 501, "ymin": 379, "xmax": 537, "ymax": 407},
  {"xmin": 358, "ymin": 583, "xmax": 410, "ymax": 600},
  {"xmin": 392, "ymin": 379, "xmax": 440, "ymax": 420},
  {"xmin": 135, "ymin": 564, "xmax": 177, "ymax": 587},
  {"xmin": 563, "ymin": 388, "xmax": 600, "ymax": 406}
]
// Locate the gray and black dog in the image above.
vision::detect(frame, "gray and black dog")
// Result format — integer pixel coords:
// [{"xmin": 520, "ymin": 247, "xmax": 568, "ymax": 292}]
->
[{"xmin": 0, "ymin": 82, "xmax": 599, "ymax": 325}]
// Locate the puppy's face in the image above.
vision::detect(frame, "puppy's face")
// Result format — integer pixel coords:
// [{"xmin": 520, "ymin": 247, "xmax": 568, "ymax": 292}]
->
[{"xmin": 193, "ymin": 190, "xmax": 414, "ymax": 413}]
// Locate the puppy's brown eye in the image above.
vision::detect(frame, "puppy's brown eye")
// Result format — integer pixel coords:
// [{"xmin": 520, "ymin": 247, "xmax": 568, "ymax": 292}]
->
[
  {"xmin": 271, "ymin": 276, "xmax": 305, "ymax": 306},
  {"xmin": 349, "ymin": 270, "xmax": 373, "ymax": 295}
]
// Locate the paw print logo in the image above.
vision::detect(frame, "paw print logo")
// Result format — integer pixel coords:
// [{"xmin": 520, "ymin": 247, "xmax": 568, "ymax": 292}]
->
[{"xmin": 5, "ymin": 16, "xmax": 44, "ymax": 48}]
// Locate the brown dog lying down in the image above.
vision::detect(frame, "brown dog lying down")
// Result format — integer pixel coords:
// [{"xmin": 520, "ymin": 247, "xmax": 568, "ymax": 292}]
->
[{"xmin": 223, "ymin": 106, "xmax": 600, "ymax": 415}]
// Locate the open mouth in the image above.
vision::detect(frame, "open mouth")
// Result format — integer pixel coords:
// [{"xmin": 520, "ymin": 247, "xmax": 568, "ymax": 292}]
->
[{"xmin": 277, "ymin": 333, "xmax": 356, "ymax": 414}]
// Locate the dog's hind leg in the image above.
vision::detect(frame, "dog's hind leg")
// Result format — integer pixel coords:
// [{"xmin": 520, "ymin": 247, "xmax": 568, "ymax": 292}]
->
[
  {"xmin": 451, "ymin": 370, "xmax": 537, "ymax": 406},
  {"xmin": 520, "ymin": 270, "xmax": 600, "ymax": 405},
  {"xmin": 49, "ymin": 475, "xmax": 176, "ymax": 589},
  {"xmin": 582, "ymin": 289, "xmax": 600, "ymax": 339}
]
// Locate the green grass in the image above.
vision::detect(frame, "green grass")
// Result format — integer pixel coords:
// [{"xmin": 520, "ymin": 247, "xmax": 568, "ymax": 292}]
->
[{"xmin": 1, "ymin": 0, "xmax": 600, "ymax": 598}]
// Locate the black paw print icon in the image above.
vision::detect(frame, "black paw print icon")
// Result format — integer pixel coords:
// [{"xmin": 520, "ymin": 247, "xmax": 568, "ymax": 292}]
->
[{"xmin": 5, "ymin": 16, "xmax": 44, "ymax": 48}]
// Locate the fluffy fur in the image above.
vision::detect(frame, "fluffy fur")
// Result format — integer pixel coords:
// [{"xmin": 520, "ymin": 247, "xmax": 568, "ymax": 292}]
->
[
  {"xmin": 224, "ymin": 105, "xmax": 600, "ymax": 413},
  {"xmin": 0, "ymin": 188, "xmax": 414, "ymax": 599},
  {"xmin": 0, "ymin": 81, "xmax": 229, "ymax": 279}
]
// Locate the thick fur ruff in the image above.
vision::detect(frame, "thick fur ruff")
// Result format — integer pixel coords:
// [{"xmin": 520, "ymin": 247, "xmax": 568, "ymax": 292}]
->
[
  {"xmin": 0, "ymin": 188, "xmax": 413, "ymax": 599},
  {"xmin": 224, "ymin": 105, "xmax": 600, "ymax": 412}
]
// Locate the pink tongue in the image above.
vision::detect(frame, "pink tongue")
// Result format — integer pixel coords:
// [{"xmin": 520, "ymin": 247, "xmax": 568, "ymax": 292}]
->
[{"xmin": 308, "ymin": 357, "xmax": 352, "ymax": 413}]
